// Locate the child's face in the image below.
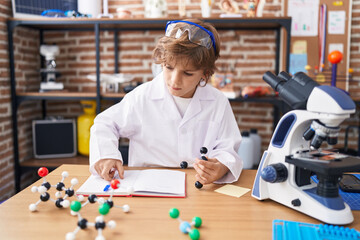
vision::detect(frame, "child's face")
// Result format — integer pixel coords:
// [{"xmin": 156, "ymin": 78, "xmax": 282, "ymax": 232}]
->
[{"xmin": 163, "ymin": 57, "xmax": 205, "ymax": 98}]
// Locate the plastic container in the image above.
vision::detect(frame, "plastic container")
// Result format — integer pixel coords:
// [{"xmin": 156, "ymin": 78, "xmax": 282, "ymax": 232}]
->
[
  {"xmin": 77, "ymin": 0, "xmax": 101, "ymax": 18},
  {"xmin": 250, "ymin": 128, "xmax": 262, "ymax": 166},
  {"xmin": 238, "ymin": 131, "xmax": 255, "ymax": 169},
  {"xmin": 77, "ymin": 100, "xmax": 96, "ymax": 156}
]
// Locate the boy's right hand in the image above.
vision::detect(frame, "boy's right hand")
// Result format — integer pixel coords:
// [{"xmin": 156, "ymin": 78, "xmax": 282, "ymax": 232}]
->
[{"xmin": 94, "ymin": 159, "xmax": 124, "ymax": 181}]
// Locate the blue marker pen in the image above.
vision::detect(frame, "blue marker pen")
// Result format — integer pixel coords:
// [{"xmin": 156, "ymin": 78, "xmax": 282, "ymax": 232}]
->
[{"xmin": 103, "ymin": 184, "xmax": 110, "ymax": 192}]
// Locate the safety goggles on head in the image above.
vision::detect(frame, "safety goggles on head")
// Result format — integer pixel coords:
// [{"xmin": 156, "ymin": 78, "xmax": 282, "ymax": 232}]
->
[{"xmin": 165, "ymin": 20, "xmax": 216, "ymax": 53}]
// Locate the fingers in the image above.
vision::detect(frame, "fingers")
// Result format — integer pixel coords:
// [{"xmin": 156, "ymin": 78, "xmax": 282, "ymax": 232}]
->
[
  {"xmin": 101, "ymin": 168, "xmax": 112, "ymax": 181},
  {"xmin": 195, "ymin": 173, "xmax": 208, "ymax": 185},
  {"xmin": 95, "ymin": 159, "xmax": 123, "ymax": 181},
  {"xmin": 115, "ymin": 161, "xmax": 124, "ymax": 179},
  {"xmin": 193, "ymin": 162, "xmax": 212, "ymax": 184},
  {"xmin": 193, "ymin": 157, "xmax": 227, "ymax": 185}
]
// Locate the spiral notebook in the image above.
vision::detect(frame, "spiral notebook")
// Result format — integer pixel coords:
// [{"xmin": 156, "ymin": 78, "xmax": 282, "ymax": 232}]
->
[{"xmin": 76, "ymin": 169, "xmax": 186, "ymax": 198}]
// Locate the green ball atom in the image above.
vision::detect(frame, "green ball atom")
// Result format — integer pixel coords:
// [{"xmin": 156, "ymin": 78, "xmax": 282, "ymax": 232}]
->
[
  {"xmin": 169, "ymin": 208, "xmax": 180, "ymax": 219},
  {"xmin": 192, "ymin": 216, "xmax": 202, "ymax": 228},
  {"xmin": 99, "ymin": 203, "xmax": 110, "ymax": 215},
  {"xmin": 189, "ymin": 228, "xmax": 200, "ymax": 240},
  {"xmin": 70, "ymin": 201, "xmax": 81, "ymax": 212}
]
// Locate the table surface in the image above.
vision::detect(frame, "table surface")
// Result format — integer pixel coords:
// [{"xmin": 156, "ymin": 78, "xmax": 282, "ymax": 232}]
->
[{"xmin": 1, "ymin": 164, "xmax": 360, "ymax": 240}]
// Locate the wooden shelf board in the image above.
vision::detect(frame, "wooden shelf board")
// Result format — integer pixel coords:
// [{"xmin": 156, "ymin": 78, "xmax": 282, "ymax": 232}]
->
[
  {"xmin": 101, "ymin": 92, "xmax": 126, "ymax": 98},
  {"xmin": 9, "ymin": 17, "xmax": 291, "ymax": 31},
  {"xmin": 20, "ymin": 155, "xmax": 89, "ymax": 168},
  {"xmin": 16, "ymin": 92, "xmax": 97, "ymax": 97}
]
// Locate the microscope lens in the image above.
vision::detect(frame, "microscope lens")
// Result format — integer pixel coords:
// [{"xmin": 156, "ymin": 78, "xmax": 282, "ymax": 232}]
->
[
  {"xmin": 310, "ymin": 134, "xmax": 326, "ymax": 149},
  {"xmin": 327, "ymin": 136, "xmax": 337, "ymax": 145},
  {"xmin": 303, "ymin": 127, "xmax": 315, "ymax": 140}
]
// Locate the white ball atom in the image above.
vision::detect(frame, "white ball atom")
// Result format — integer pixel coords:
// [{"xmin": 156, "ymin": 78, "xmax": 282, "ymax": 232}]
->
[
  {"xmin": 66, "ymin": 232, "xmax": 76, "ymax": 240},
  {"xmin": 71, "ymin": 178, "xmax": 78, "ymax": 185},
  {"xmin": 122, "ymin": 204, "xmax": 130, "ymax": 213},
  {"xmin": 55, "ymin": 191, "xmax": 62, "ymax": 198},
  {"xmin": 62, "ymin": 200, "xmax": 70, "ymax": 208},
  {"xmin": 31, "ymin": 186, "xmax": 38, "ymax": 193},
  {"xmin": 77, "ymin": 195, "xmax": 85, "ymax": 202},
  {"xmin": 98, "ymin": 198, "xmax": 105, "ymax": 204},
  {"xmin": 95, "ymin": 216, "xmax": 104, "ymax": 222},
  {"xmin": 95, "ymin": 236, "xmax": 105, "ymax": 240},
  {"xmin": 29, "ymin": 204, "xmax": 37, "ymax": 212},
  {"xmin": 107, "ymin": 220, "xmax": 116, "ymax": 229},
  {"xmin": 62, "ymin": 171, "xmax": 69, "ymax": 178},
  {"xmin": 38, "ymin": 186, "xmax": 47, "ymax": 194}
]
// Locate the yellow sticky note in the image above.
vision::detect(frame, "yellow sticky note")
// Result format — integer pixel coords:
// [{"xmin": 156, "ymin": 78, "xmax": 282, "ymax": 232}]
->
[{"xmin": 214, "ymin": 184, "xmax": 251, "ymax": 198}]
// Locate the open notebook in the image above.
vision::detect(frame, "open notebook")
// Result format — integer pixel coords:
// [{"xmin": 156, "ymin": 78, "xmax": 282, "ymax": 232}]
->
[{"xmin": 76, "ymin": 169, "xmax": 186, "ymax": 198}]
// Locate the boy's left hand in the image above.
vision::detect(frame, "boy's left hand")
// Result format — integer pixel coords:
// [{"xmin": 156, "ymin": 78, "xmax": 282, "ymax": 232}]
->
[{"xmin": 193, "ymin": 157, "xmax": 229, "ymax": 185}]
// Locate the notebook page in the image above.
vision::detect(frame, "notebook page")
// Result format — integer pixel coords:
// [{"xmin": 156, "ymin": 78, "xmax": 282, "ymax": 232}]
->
[{"xmin": 133, "ymin": 169, "xmax": 185, "ymax": 195}]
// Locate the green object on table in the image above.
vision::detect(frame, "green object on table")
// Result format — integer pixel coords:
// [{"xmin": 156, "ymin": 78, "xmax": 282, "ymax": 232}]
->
[
  {"xmin": 70, "ymin": 201, "xmax": 81, "ymax": 212},
  {"xmin": 169, "ymin": 208, "xmax": 180, "ymax": 218},
  {"xmin": 189, "ymin": 228, "xmax": 200, "ymax": 240},
  {"xmin": 99, "ymin": 203, "xmax": 110, "ymax": 215},
  {"xmin": 192, "ymin": 216, "xmax": 202, "ymax": 228}
]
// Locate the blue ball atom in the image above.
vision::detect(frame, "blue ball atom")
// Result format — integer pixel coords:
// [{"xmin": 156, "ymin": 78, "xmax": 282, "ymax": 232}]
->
[{"xmin": 180, "ymin": 221, "xmax": 191, "ymax": 233}]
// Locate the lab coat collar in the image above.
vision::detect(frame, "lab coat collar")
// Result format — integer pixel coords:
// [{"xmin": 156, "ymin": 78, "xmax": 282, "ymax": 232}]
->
[{"xmin": 149, "ymin": 72, "xmax": 216, "ymax": 125}]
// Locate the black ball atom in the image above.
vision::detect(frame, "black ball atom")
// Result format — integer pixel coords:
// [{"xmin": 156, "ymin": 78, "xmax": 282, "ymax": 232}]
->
[
  {"xmin": 88, "ymin": 194, "xmax": 97, "ymax": 203},
  {"xmin": 42, "ymin": 182, "xmax": 51, "ymax": 190},
  {"xmin": 78, "ymin": 219, "xmax": 88, "ymax": 229},
  {"xmin": 65, "ymin": 189, "xmax": 75, "ymax": 197},
  {"xmin": 55, "ymin": 198, "xmax": 64, "ymax": 208},
  {"xmin": 180, "ymin": 161, "xmax": 188, "ymax": 169},
  {"xmin": 106, "ymin": 200, "xmax": 114, "ymax": 208},
  {"xmin": 200, "ymin": 147, "xmax": 208, "ymax": 154},
  {"xmin": 56, "ymin": 182, "xmax": 65, "ymax": 191},
  {"xmin": 95, "ymin": 221, "xmax": 106, "ymax": 230},
  {"xmin": 40, "ymin": 192, "xmax": 50, "ymax": 202},
  {"xmin": 195, "ymin": 181, "xmax": 203, "ymax": 189}
]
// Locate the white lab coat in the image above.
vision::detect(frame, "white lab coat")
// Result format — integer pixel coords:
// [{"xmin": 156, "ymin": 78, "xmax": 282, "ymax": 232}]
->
[{"xmin": 90, "ymin": 72, "xmax": 243, "ymax": 183}]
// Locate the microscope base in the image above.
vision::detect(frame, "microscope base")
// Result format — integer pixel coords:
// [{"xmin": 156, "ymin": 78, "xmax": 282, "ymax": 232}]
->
[
  {"xmin": 40, "ymin": 82, "xmax": 64, "ymax": 91},
  {"xmin": 252, "ymin": 151, "xmax": 355, "ymax": 225}
]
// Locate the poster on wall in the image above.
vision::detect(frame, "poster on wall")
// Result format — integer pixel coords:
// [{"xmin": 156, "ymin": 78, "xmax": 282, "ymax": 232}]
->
[
  {"xmin": 328, "ymin": 11, "xmax": 346, "ymax": 34},
  {"xmin": 287, "ymin": 0, "xmax": 319, "ymax": 36}
]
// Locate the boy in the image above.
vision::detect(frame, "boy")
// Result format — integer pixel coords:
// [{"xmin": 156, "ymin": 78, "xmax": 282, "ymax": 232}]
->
[{"xmin": 90, "ymin": 19, "xmax": 242, "ymax": 186}]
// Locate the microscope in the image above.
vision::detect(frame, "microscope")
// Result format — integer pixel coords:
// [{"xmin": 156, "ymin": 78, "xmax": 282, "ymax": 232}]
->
[
  {"xmin": 39, "ymin": 45, "xmax": 63, "ymax": 91},
  {"xmin": 252, "ymin": 71, "xmax": 360, "ymax": 225}
]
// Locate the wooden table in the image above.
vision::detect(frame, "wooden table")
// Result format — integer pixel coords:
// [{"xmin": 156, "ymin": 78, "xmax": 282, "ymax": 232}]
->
[{"xmin": 1, "ymin": 164, "xmax": 360, "ymax": 239}]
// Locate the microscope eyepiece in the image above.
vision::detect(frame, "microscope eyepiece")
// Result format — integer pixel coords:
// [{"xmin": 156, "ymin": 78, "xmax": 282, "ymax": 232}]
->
[
  {"xmin": 262, "ymin": 71, "xmax": 319, "ymax": 110},
  {"xmin": 262, "ymin": 71, "xmax": 286, "ymax": 91}
]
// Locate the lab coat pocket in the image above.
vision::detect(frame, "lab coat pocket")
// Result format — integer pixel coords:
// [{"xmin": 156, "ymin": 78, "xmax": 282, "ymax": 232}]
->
[{"xmin": 192, "ymin": 120, "xmax": 220, "ymax": 153}]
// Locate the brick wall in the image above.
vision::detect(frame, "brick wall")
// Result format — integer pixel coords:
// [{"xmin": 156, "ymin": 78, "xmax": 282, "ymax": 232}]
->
[
  {"xmin": 1, "ymin": 0, "xmax": 360, "ymax": 201},
  {"xmin": 0, "ymin": 0, "xmax": 15, "ymax": 201}
]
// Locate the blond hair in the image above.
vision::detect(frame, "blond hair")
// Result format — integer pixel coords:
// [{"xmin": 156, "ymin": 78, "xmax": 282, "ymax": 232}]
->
[{"xmin": 152, "ymin": 19, "xmax": 220, "ymax": 80}]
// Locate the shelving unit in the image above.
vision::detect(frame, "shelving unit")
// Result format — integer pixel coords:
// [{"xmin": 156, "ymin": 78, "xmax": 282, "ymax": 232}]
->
[{"xmin": 7, "ymin": 17, "xmax": 291, "ymax": 192}]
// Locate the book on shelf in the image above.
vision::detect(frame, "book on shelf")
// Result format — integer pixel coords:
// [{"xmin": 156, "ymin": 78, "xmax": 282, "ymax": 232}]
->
[{"xmin": 76, "ymin": 169, "xmax": 186, "ymax": 198}]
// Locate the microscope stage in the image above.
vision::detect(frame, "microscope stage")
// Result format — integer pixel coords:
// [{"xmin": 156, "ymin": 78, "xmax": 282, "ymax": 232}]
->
[{"xmin": 286, "ymin": 150, "xmax": 360, "ymax": 176}]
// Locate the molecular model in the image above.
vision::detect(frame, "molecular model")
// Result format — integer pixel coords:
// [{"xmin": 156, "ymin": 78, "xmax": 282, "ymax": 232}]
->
[
  {"xmin": 180, "ymin": 147, "xmax": 208, "ymax": 189},
  {"xmin": 67, "ymin": 179, "xmax": 131, "ymax": 240},
  {"xmin": 169, "ymin": 208, "xmax": 202, "ymax": 240},
  {"xmin": 29, "ymin": 167, "xmax": 84, "ymax": 212},
  {"xmin": 66, "ymin": 201, "xmax": 116, "ymax": 240}
]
